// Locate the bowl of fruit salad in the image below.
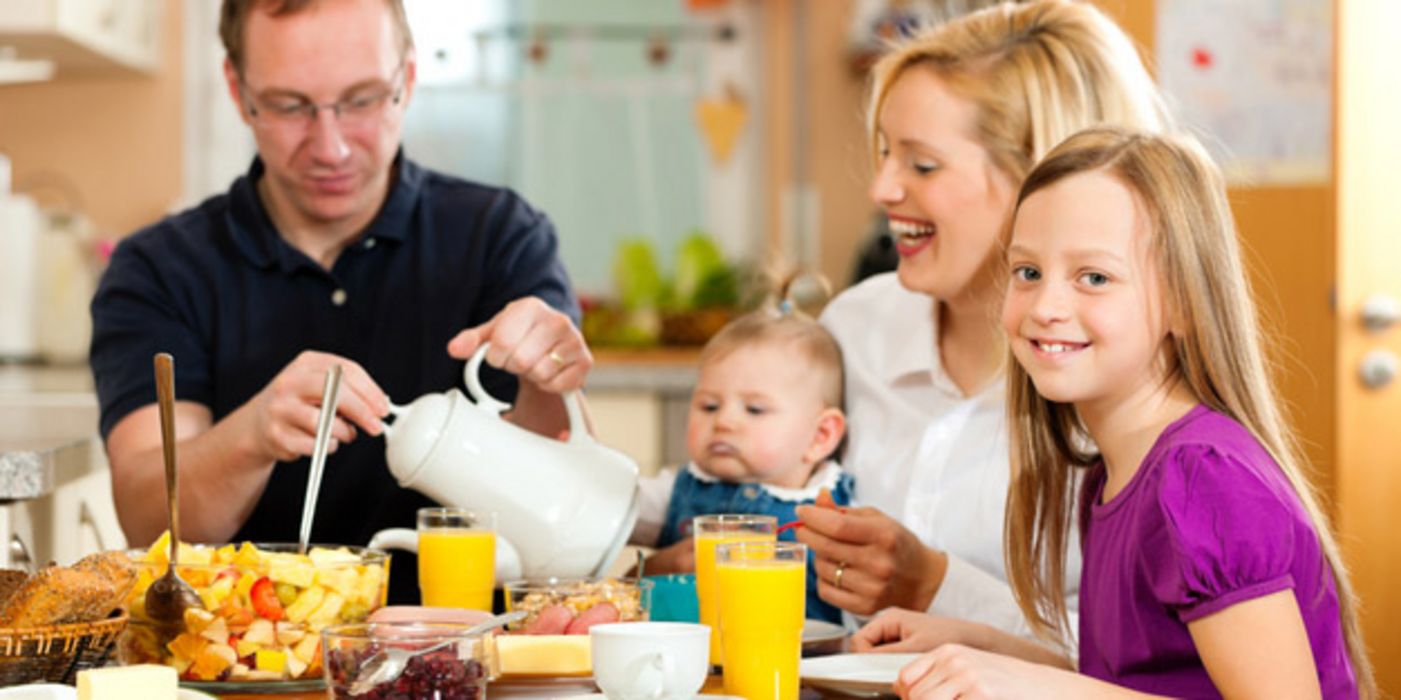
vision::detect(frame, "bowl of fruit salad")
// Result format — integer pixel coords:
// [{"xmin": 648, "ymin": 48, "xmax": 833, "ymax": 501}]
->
[
  {"xmin": 322, "ymin": 621, "xmax": 489, "ymax": 700},
  {"xmin": 118, "ymin": 534, "xmax": 389, "ymax": 687}
]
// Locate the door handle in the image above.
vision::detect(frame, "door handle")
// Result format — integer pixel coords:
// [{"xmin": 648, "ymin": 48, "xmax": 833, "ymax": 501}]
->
[
  {"xmin": 1359, "ymin": 349, "xmax": 1398, "ymax": 389},
  {"xmin": 1361, "ymin": 294, "xmax": 1401, "ymax": 332}
]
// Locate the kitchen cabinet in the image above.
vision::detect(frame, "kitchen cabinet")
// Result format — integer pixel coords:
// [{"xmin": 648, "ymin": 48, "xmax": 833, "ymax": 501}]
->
[
  {"xmin": 0, "ymin": 501, "xmax": 38, "ymax": 571},
  {"xmin": 0, "ymin": 0, "xmax": 162, "ymax": 76},
  {"xmin": 586, "ymin": 349, "xmax": 700, "ymax": 477},
  {"xmin": 0, "ymin": 369, "xmax": 128, "ymax": 569}
]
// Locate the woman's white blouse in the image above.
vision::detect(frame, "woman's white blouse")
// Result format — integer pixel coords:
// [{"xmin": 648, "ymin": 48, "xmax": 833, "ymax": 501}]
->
[{"xmin": 821, "ymin": 273, "xmax": 1079, "ymax": 636}]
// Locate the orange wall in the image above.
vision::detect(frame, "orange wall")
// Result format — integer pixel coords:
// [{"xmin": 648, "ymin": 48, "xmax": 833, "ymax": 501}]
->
[
  {"xmin": 1098, "ymin": 0, "xmax": 1338, "ymax": 505},
  {"xmin": 0, "ymin": 0, "xmax": 183, "ymax": 240}
]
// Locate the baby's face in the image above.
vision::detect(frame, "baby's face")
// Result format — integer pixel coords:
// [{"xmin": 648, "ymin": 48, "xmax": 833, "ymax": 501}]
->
[{"xmin": 685, "ymin": 342, "xmax": 831, "ymax": 489}]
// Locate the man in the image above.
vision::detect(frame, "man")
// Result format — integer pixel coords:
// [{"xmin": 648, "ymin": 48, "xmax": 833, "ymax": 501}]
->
[{"xmin": 90, "ymin": 0, "xmax": 590, "ymax": 601}]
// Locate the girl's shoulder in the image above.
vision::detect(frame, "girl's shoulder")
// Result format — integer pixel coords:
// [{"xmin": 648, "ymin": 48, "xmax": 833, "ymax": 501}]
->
[
  {"xmin": 1139, "ymin": 408, "xmax": 1315, "ymax": 603},
  {"xmin": 1147, "ymin": 405, "xmax": 1283, "ymax": 496}
]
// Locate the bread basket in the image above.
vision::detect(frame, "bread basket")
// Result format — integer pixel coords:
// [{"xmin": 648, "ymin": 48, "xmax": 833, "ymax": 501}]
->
[{"xmin": 0, "ymin": 611, "xmax": 128, "ymax": 684}]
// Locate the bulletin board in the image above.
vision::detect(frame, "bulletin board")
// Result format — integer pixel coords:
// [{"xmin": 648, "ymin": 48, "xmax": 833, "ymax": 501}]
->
[{"xmin": 1156, "ymin": 0, "xmax": 1333, "ymax": 185}]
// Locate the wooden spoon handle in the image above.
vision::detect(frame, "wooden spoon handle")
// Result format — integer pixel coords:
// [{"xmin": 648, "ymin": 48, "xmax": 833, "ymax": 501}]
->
[{"xmin": 154, "ymin": 352, "xmax": 180, "ymax": 567}]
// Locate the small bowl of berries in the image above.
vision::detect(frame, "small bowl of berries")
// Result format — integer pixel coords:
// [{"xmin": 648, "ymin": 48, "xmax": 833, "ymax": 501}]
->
[{"xmin": 321, "ymin": 621, "xmax": 489, "ymax": 700}]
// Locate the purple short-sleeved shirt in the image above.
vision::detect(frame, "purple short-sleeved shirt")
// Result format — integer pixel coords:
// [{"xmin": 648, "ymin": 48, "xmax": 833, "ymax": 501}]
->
[{"xmin": 1078, "ymin": 404, "xmax": 1356, "ymax": 698}]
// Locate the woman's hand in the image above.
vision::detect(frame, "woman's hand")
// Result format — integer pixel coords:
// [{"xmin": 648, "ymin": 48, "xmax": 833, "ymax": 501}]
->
[
  {"xmin": 895, "ymin": 644, "xmax": 1051, "ymax": 700},
  {"xmin": 852, "ymin": 609, "xmax": 978, "ymax": 654},
  {"xmin": 794, "ymin": 501, "xmax": 947, "ymax": 615}
]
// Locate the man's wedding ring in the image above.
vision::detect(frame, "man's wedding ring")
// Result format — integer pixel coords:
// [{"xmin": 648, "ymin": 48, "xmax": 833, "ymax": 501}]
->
[
  {"xmin": 548, "ymin": 349, "xmax": 567, "ymax": 366},
  {"xmin": 834, "ymin": 562, "xmax": 848, "ymax": 590}
]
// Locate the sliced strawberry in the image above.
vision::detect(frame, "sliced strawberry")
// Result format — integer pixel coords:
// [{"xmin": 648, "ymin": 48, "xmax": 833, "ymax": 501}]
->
[{"xmin": 249, "ymin": 577, "xmax": 285, "ymax": 621}]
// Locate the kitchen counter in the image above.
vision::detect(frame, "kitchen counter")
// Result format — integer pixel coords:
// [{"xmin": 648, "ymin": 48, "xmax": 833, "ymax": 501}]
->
[
  {"xmin": 0, "ymin": 364, "xmax": 101, "ymax": 501},
  {"xmin": 586, "ymin": 346, "xmax": 700, "ymax": 394}
]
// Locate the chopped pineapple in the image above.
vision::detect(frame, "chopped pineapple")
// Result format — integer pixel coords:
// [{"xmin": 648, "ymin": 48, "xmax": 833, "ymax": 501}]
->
[
  {"xmin": 255, "ymin": 648, "xmax": 288, "ymax": 674},
  {"xmin": 284, "ymin": 585, "xmax": 325, "ymax": 623}
]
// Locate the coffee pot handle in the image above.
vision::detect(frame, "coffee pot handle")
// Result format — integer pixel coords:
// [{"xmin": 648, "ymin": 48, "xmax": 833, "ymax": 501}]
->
[{"xmin": 465, "ymin": 343, "xmax": 591, "ymax": 445}]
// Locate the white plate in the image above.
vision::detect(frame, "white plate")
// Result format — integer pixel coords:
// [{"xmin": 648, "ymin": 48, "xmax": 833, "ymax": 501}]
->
[
  {"xmin": 802, "ymin": 618, "xmax": 847, "ymax": 646},
  {"xmin": 799, "ymin": 653, "xmax": 920, "ymax": 698},
  {"xmin": 0, "ymin": 686, "xmax": 214, "ymax": 700}
]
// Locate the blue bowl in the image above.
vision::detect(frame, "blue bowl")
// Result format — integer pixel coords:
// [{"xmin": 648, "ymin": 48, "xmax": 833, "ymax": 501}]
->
[{"xmin": 644, "ymin": 573, "xmax": 699, "ymax": 623}]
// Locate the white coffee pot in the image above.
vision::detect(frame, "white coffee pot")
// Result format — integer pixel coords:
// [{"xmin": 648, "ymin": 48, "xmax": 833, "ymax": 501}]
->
[{"xmin": 370, "ymin": 343, "xmax": 640, "ymax": 581}]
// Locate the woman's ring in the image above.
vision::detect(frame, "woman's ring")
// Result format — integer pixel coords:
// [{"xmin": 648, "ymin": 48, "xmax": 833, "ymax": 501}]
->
[
  {"xmin": 548, "ymin": 349, "xmax": 567, "ymax": 366},
  {"xmin": 834, "ymin": 562, "xmax": 848, "ymax": 590}
]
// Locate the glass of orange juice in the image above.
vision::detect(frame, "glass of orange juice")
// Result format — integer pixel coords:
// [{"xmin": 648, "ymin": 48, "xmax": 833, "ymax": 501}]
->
[
  {"xmin": 693, "ymin": 514, "xmax": 777, "ymax": 666},
  {"xmin": 416, "ymin": 507, "xmax": 495, "ymax": 610},
  {"xmin": 716, "ymin": 541, "xmax": 806, "ymax": 700}
]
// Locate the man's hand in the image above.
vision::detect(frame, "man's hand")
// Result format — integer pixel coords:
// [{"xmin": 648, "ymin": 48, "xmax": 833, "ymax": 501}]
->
[
  {"xmin": 794, "ymin": 503, "xmax": 947, "ymax": 615},
  {"xmin": 447, "ymin": 297, "xmax": 592, "ymax": 395},
  {"xmin": 245, "ymin": 351, "xmax": 389, "ymax": 462}
]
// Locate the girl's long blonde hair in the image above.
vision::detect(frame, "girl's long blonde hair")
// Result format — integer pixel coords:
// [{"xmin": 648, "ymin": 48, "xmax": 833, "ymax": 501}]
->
[
  {"xmin": 867, "ymin": 0, "xmax": 1172, "ymax": 182},
  {"xmin": 1003, "ymin": 127, "xmax": 1374, "ymax": 697}
]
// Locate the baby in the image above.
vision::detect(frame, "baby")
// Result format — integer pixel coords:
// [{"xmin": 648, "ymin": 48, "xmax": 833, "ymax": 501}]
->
[{"xmin": 633, "ymin": 289, "xmax": 851, "ymax": 623}]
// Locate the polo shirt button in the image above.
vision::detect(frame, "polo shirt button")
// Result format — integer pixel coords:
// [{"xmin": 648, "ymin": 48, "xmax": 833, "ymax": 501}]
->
[
  {"xmin": 743, "ymin": 486, "xmax": 758, "ymax": 499},
  {"xmin": 331, "ymin": 289, "xmax": 347, "ymax": 306},
  {"xmin": 364, "ymin": 237, "xmax": 376, "ymax": 249}
]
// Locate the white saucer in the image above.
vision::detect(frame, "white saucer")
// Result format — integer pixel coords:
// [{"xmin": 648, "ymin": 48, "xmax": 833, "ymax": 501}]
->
[{"xmin": 799, "ymin": 652, "xmax": 920, "ymax": 698}]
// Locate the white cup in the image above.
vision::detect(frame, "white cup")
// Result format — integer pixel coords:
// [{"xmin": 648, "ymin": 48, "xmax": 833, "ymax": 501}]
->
[{"xmin": 590, "ymin": 622, "xmax": 710, "ymax": 700}]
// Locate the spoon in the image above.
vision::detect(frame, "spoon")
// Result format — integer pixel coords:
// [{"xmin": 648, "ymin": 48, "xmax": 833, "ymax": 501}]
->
[
  {"xmin": 348, "ymin": 610, "xmax": 527, "ymax": 695},
  {"xmin": 298, "ymin": 364, "xmax": 343, "ymax": 555},
  {"xmin": 144, "ymin": 353, "xmax": 201, "ymax": 628}
]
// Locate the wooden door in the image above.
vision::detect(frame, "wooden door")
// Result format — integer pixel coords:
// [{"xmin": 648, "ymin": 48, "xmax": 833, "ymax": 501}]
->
[{"xmin": 1336, "ymin": 0, "xmax": 1401, "ymax": 689}]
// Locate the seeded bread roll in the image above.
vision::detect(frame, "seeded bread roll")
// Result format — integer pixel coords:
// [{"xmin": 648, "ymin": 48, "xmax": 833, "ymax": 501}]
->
[
  {"xmin": 0, "ymin": 551, "xmax": 137, "ymax": 628},
  {"xmin": 0, "ymin": 570, "xmax": 27, "ymax": 609}
]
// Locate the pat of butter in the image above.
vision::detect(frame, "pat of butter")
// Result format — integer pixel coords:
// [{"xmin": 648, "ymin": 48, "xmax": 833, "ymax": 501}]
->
[
  {"xmin": 77, "ymin": 664, "xmax": 177, "ymax": 700},
  {"xmin": 493, "ymin": 635, "xmax": 592, "ymax": 677}
]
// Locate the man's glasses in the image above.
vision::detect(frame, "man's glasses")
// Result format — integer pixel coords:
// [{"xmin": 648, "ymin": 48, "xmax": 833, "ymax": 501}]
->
[{"xmin": 240, "ymin": 62, "xmax": 406, "ymax": 132}]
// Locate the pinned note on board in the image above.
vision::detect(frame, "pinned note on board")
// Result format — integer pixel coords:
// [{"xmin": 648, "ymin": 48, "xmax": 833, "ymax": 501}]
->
[{"xmin": 695, "ymin": 83, "xmax": 747, "ymax": 165}]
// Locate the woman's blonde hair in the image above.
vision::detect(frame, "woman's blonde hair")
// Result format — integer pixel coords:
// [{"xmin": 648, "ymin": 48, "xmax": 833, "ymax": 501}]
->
[
  {"xmin": 867, "ymin": 0, "xmax": 1171, "ymax": 182},
  {"xmin": 1003, "ymin": 127, "xmax": 1374, "ymax": 696},
  {"xmin": 700, "ymin": 273, "xmax": 844, "ymax": 411}
]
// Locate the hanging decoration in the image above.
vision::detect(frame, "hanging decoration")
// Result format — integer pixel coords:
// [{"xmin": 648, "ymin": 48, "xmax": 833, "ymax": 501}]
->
[
  {"xmin": 646, "ymin": 33, "xmax": 671, "ymax": 67},
  {"xmin": 694, "ymin": 83, "xmax": 747, "ymax": 165}
]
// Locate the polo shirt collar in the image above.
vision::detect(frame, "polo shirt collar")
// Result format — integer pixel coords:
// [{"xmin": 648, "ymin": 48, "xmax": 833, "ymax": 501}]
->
[{"xmin": 227, "ymin": 149, "xmax": 422, "ymax": 272}]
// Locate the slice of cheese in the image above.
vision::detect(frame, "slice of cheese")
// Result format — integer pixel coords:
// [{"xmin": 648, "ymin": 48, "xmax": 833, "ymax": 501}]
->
[
  {"xmin": 492, "ymin": 634, "xmax": 592, "ymax": 677},
  {"xmin": 77, "ymin": 664, "xmax": 177, "ymax": 700}
]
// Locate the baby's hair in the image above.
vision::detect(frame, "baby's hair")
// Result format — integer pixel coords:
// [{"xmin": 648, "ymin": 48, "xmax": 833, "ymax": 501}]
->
[
  {"xmin": 1002, "ymin": 126, "xmax": 1374, "ymax": 697},
  {"xmin": 698, "ymin": 272, "xmax": 844, "ymax": 411}
]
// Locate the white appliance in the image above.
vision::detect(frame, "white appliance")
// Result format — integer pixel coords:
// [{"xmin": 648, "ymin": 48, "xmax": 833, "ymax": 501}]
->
[{"xmin": 0, "ymin": 153, "xmax": 41, "ymax": 362}]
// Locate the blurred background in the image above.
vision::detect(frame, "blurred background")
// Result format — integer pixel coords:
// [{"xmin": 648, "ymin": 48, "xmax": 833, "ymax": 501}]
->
[{"xmin": 1, "ymin": 0, "xmax": 1398, "ymax": 689}]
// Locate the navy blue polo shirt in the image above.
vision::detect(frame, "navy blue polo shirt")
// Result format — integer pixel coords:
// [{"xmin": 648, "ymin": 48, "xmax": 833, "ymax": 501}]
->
[{"xmin": 91, "ymin": 152, "xmax": 578, "ymax": 603}]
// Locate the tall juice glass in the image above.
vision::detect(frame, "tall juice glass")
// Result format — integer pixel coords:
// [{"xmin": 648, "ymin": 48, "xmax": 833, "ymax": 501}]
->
[
  {"xmin": 716, "ymin": 541, "xmax": 806, "ymax": 700},
  {"xmin": 693, "ymin": 514, "xmax": 777, "ymax": 666},
  {"xmin": 416, "ymin": 508, "xmax": 495, "ymax": 610}
]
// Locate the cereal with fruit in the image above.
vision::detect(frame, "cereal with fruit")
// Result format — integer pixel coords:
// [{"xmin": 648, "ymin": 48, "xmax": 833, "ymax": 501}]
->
[
  {"xmin": 504, "ymin": 577, "xmax": 650, "ymax": 635},
  {"xmin": 119, "ymin": 532, "xmax": 389, "ymax": 683}
]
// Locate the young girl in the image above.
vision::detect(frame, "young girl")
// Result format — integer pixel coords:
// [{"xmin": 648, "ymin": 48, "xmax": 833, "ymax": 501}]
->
[
  {"xmin": 889, "ymin": 129, "xmax": 1373, "ymax": 697},
  {"xmin": 632, "ymin": 281, "xmax": 852, "ymax": 623}
]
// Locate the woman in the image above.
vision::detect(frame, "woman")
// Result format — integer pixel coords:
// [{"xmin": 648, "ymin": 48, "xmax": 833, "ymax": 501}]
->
[{"xmin": 798, "ymin": 0, "xmax": 1171, "ymax": 644}]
